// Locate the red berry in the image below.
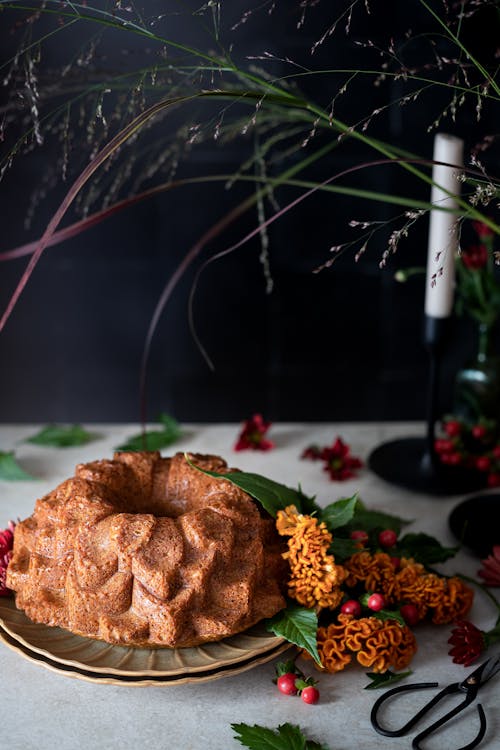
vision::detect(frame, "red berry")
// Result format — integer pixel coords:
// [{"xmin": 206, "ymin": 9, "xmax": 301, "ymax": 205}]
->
[
  {"xmin": 341, "ymin": 599, "xmax": 362, "ymax": 617},
  {"xmin": 440, "ymin": 451, "xmax": 462, "ymax": 466},
  {"xmin": 434, "ymin": 438, "xmax": 455, "ymax": 454},
  {"xmin": 492, "ymin": 445, "xmax": 500, "ymax": 459},
  {"xmin": 390, "ymin": 556, "xmax": 401, "ymax": 570},
  {"xmin": 444, "ymin": 420, "xmax": 462, "ymax": 437},
  {"xmin": 476, "ymin": 456, "xmax": 491, "ymax": 472},
  {"xmin": 488, "ymin": 472, "xmax": 500, "ymax": 487},
  {"xmin": 367, "ymin": 593, "xmax": 385, "ymax": 611},
  {"xmin": 472, "ymin": 424, "xmax": 488, "ymax": 440},
  {"xmin": 350, "ymin": 530, "xmax": 369, "ymax": 543},
  {"xmin": 400, "ymin": 603, "xmax": 419, "ymax": 626},
  {"xmin": 378, "ymin": 529, "xmax": 398, "ymax": 548},
  {"xmin": 277, "ymin": 673, "xmax": 298, "ymax": 696},
  {"xmin": 301, "ymin": 686, "xmax": 320, "ymax": 705}
]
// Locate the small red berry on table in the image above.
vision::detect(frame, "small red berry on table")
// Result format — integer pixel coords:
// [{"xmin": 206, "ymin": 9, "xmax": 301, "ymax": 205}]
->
[
  {"xmin": 277, "ymin": 673, "xmax": 298, "ymax": 696},
  {"xmin": 301, "ymin": 686, "xmax": 320, "ymax": 705}
]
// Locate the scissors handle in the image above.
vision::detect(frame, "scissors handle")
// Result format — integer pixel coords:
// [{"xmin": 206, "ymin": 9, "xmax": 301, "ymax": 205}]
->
[{"xmin": 371, "ymin": 680, "xmax": 485, "ymax": 748}]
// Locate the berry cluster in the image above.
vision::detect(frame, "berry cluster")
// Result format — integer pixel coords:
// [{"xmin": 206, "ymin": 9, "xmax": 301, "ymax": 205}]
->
[
  {"xmin": 274, "ymin": 660, "xmax": 320, "ymax": 705},
  {"xmin": 434, "ymin": 417, "xmax": 500, "ymax": 486}
]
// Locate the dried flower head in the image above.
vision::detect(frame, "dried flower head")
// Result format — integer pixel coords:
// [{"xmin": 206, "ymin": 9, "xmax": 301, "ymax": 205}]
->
[
  {"xmin": 234, "ymin": 414, "xmax": 274, "ymax": 452},
  {"xmin": 276, "ymin": 505, "xmax": 347, "ymax": 610},
  {"xmin": 313, "ymin": 613, "xmax": 417, "ymax": 674},
  {"xmin": 478, "ymin": 545, "xmax": 500, "ymax": 587}
]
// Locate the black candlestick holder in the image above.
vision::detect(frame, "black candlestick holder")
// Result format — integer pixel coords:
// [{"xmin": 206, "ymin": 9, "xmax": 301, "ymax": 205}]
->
[{"xmin": 369, "ymin": 316, "xmax": 487, "ymax": 495}]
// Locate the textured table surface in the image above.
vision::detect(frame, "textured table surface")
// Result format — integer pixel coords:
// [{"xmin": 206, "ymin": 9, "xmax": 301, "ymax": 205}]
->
[{"xmin": 0, "ymin": 422, "xmax": 498, "ymax": 750}]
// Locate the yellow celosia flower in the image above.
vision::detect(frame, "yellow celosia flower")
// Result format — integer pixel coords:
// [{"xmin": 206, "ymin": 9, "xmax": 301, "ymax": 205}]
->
[{"xmin": 276, "ymin": 505, "xmax": 347, "ymax": 611}]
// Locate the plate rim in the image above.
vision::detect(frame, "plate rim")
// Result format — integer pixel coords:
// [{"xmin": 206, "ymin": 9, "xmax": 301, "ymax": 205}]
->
[
  {"xmin": 0, "ymin": 598, "xmax": 285, "ymax": 677},
  {"xmin": 0, "ymin": 624, "xmax": 292, "ymax": 687}
]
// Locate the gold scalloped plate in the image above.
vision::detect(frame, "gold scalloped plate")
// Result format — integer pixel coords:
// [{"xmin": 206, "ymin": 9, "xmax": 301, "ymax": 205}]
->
[
  {"xmin": 0, "ymin": 624, "xmax": 292, "ymax": 686},
  {"xmin": 0, "ymin": 598, "xmax": 286, "ymax": 678}
]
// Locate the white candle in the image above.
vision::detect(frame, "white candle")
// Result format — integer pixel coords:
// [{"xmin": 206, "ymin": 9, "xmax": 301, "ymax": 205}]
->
[{"xmin": 424, "ymin": 133, "xmax": 464, "ymax": 318}]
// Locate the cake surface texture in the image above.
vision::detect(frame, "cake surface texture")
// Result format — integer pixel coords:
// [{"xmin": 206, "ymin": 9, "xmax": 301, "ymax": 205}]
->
[{"xmin": 7, "ymin": 451, "xmax": 287, "ymax": 648}]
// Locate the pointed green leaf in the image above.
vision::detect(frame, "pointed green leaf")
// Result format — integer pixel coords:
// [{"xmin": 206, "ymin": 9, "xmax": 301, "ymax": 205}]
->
[
  {"xmin": 321, "ymin": 494, "xmax": 359, "ymax": 530},
  {"xmin": 0, "ymin": 452, "xmax": 35, "ymax": 481},
  {"xmin": 25, "ymin": 424, "xmax": 99, "ymax": 448},
  {"xmin": 115, "ymin": 414, "xmax": 182, "ymax": 452},
  {"xmin": 232, "ymin": 722, "xmax": 330, "ymax": 750},
  {"xmin": 398, "ymin": 532, "xmax": 458, "ymax": 564},
  {"xmin": 266, "ymin": 605, "xmax": 321, "ymax": 665},
  {"xmin": 364, "ymin": 670, "xmax": 412, "ymax": 690},
  {"xmin": 186, "ymin": 455, "xmax": 319, "ymax": 518}
]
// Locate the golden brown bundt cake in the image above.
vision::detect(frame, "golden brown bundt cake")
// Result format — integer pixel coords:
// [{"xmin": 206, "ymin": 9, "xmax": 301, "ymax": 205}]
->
[{"xmin": 7, "ymin": 452, "xmax": 287, "ymax": 648}]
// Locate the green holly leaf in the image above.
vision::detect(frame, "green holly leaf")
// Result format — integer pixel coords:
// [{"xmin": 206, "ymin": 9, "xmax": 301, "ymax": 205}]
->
[
  {"xmin": 232, "ymin": 722, "xmax": 330, "ymax": 750},
  {"xmin": 321, "ymin": 494, "xmax": 359, "ymax": 530},
  {"xmin": 398, "ymin": 532, "xmax": 458, "ymax": 564},
  {"xmin": 25, "ymin": 424, "xmax": 99, "ymax": 447},
  {"xmin": 364, "ymin": 670, "xmax": 412, "ymax": 690},
  {"xmin": 0, "ymin": 451, "xmax": 35, "ymax": 481},
  {"xmin": 115, "ymin": 414, "xmax": 182, "ymax": 452},
  {"xmin": 186, "ymin": 456, "xmax": 319, "ymax": 518},
  {"xmin": 266, "ymin": 604, "xmax": 321, "ymax": 665}
]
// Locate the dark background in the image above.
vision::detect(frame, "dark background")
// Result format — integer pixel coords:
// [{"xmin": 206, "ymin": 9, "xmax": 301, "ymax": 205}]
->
[{"xmin": 0, "ymin": 0, "xmax": 498, "ymax": 424}]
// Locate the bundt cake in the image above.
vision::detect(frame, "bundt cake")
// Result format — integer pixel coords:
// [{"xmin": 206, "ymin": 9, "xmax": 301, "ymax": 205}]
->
[{"xmin": 6, "ymin": 451, "xmax": 287, "ymax": 648}]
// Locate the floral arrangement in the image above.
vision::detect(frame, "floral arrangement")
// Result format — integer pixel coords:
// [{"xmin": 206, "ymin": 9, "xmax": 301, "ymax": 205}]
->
[
  {"xmin": 275, "ymin": 504, "xmax": 475, "ymax": 677},
  {"xmin": 189, "ymin": 459, "xmax": 500, "ymax": 686},
  {"xmin": 434, "ymin": 416, "xmax": 500, "ymax": 486},
  {"xmin": 455, "ymin": 221, "xmax": 500, "ymax": 331}
]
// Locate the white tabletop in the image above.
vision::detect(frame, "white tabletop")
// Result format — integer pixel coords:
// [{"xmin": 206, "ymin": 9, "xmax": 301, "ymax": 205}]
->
[{"xmin": 0, "ymin": 423, "xmax": 498, "ymax": 750}]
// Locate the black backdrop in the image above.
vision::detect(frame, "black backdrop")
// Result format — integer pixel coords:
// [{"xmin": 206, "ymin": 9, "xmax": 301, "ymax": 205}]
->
[{"xmin": 0, "ymin": 1, "xmax": 498, "ymax": 424}]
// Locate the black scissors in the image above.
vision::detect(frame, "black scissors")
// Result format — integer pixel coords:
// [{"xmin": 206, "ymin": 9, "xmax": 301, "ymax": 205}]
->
[{"xmin": 370, "ymin": 655, "xmax": 500, "ymax": 750}]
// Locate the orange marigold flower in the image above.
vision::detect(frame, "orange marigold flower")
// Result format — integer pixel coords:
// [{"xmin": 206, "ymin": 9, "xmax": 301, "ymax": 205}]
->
[
  {"xmin": 276, "ymin": 505, "xmax": 347, "ymax": 610},
  {"xmin": 431, "ymin": 577, "xmax": 474, "ymax": 625},
  {"xmin": 344, "ymin": 551, "xmax": 398, "ymax": 602}
]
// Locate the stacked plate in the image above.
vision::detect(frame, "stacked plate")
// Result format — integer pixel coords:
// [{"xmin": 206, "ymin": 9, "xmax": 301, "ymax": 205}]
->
[{"xmin": 0, "ymin": 599, "xmax": 291, "ymax": 686}]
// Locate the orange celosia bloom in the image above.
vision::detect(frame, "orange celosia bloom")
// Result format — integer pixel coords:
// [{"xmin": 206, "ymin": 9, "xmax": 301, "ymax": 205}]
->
[
  {"xmin": 276, "ymin": 505, "xmax": 347, "ymax": 610},
  {"xmin": 345, "ymin": 551, "xmax": 398, "ymax": 602},
  {"xmin": 344, "ymin": 552, "xmax": 473, "ymax": 625},
  {"xmin": 431, "ymin": 576, "xmax": 474, "ymax": 624},
  {"xmin": 312, "ymin": 613, "xmax": 417, "ymax": 674}
]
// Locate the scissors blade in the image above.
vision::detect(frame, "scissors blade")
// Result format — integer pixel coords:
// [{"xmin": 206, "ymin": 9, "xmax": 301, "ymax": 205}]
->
[{"xmin": 459, "ymin": 653, "xmax": 500, "ymax": 691}]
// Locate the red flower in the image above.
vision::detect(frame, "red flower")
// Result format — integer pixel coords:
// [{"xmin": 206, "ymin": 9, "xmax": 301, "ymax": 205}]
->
[
  {"xmin": 448, "ymin": 620, "xmax": 486, "ymax": 666},
  {"xmin": 0, "ymin": 521, "xmax": 15, "ymax": 598},
  {"xmin": 234, "ymin": 413, "xmax": 274, "ymax": 451},
  {"xmin": 461, "ymin": 244, "xmax": 489, "ymax": 270},
  {"xmin": 478, "ymin": 545, "xmax": 500, "ymax": 587},
  {"xmin": 320, "ymin": 437, "xmax": 363, "ymax": 481},
  {"xmin": 472, "ymin": 221, "xmax": 494, "ymax": 239}
]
